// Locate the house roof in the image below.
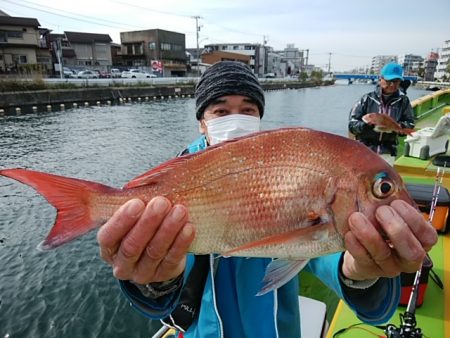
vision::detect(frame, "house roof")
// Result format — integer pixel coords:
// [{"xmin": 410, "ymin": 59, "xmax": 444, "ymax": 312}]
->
[
  {"xmin": 65, "ymin": 31, "xmax": 112, "ymax": 43},
  {"xmin": 0, "ymin": 16, "xmax": 40, "ymax": 27}
]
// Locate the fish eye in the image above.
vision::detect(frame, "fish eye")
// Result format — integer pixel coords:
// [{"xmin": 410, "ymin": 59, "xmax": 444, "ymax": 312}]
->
[{"xmin": 372, "ymin": 176, "xmax": 395, "ymax": 198}]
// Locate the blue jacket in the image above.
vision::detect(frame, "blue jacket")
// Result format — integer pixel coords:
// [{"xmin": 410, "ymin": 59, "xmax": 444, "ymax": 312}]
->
[{"xmin": 120, "ymin": 135, "xmax": 401, "ymax": 338}]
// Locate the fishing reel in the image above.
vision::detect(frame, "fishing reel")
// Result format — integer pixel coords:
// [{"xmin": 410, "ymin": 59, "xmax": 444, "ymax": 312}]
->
[
  {"xmin": 385, "ymin": 266, "xmax": 423, "ymax": 338},
  {"xmin": 384, "ymin": 312, "xmax": 422, "ymax": 338}
]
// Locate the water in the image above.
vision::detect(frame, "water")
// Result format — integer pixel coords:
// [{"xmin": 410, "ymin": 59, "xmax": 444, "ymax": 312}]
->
[{"xmin": 0, "ymin": 83, "xmax": 428, "ymax": 338}]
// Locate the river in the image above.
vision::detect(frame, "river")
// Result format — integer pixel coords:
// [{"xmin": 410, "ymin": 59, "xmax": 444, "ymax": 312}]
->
[{"xmin": 0, "ymin": 83, "xmax": 429, "ymax": 338}]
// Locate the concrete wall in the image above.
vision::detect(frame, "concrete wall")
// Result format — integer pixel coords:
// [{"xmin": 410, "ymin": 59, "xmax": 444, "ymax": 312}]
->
[{"xmin": 0, "ymin": 82, "xmax": 323, "ymax": 115}]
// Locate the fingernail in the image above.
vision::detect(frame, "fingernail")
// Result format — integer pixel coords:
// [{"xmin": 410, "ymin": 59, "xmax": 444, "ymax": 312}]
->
[
  {"xmin": 377, "ymin": 206, "xmax": 395, "ymax": 222},
  {"xmin": 151, "ymin": 197, "xmax": 170, "ymax": 213},
  {"xmin": 126, "ymin": 199, "xmax": 144, "ymax": 217},
  {"xmin": 172, "ymin": 205, "xmax": 186, "ymax": 222},
  {"xmin": 349, "ymin": 212, "xmax": 366, "ymax": 230},
  {"xmin": 181, "ymin": 224, "xmax": 193, "ymax": 238}
]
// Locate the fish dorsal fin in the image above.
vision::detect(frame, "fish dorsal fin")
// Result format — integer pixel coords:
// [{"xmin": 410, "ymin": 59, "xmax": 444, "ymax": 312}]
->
[
  {"xmin": 124, "ymin": 154, "xmax": 196, "ymax": 189},
  {"xmin": 256, "ymin": 259, "xmax": 309, "ymax": 296}
]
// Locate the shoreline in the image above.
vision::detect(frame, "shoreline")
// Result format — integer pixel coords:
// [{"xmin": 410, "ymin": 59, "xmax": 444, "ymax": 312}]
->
[{"xmin": 0, "ymin": 81, "xmax": 333, "ymax": 116}]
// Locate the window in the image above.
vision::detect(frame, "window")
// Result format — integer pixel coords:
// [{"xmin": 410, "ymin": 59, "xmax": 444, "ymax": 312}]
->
[
  {"xmin": 172, "ymin": 44, "xmax": 182, "ymax": 51},
  {"xmin": 161, "ymin": 43, "xmax": 171, "ymax": 51},
  {"xmin": 18, "ymin": 55, "xmax": 27, "ymax": 64},
  {"xmin": 149, "ymin": 42, "xmax": 156, "ymax": 50},
  {"xmin": 8, "ymin": 31, "xmax": 23, "ymax": 38}
]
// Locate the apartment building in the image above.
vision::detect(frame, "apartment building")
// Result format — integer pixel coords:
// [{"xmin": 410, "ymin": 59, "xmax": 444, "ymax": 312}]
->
[
  {"xmin": 398, "ymin": 54, "xmax": 424, "ymax": 76},
  {"xmin": 370, "ymin": 55, "xmax": 397, "ymax": 74},
  {"xmin": 435, "ymin": 40, "xmax": 450, "ymax": 80}
]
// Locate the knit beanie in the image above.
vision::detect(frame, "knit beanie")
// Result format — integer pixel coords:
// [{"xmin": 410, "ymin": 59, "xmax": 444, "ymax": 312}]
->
[{"xmin": 195, "ymin": 61, "xmax": 265, "ymax": 120}]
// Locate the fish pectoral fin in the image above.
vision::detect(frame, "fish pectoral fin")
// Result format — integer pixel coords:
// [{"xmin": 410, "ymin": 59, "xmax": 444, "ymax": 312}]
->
[
  {"xmin": 256, "ymin": 259, "xmax": 309, "ymax": 296},
  {"xmin": 220, "ymin": 220, "xmax": 329, "ymax": 257}
]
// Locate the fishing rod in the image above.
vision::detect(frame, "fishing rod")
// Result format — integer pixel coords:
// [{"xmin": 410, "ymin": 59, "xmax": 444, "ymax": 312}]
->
[{"xmin": 385, "ymin": 166, "xmax": 445, "ymax": 338}]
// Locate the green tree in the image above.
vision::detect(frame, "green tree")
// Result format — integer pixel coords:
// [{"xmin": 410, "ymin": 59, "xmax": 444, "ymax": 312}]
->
[
  {"xmin": 310, "ymin": 70, "xmax": 324, "ymax": 83},
  {"xmin": 299, "ymin": 71, "xmax": 308, "ymax": 83},
  {"xmin": 418, "ymin": 67, "xmax": 425, "ymax": 78}
]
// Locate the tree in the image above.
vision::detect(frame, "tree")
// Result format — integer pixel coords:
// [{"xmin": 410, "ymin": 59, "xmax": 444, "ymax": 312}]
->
[
  {"xmin": 310, "ymin": 70, "xmax": 324, "ymax": 82},
  {"xmin": 299, "ymin": 71, "xmax": 308, "ymax": 83}
]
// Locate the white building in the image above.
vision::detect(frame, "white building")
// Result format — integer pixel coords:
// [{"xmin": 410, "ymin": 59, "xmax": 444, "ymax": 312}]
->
[
  {"xmin": 371, "ymin": 55, "xmax": 397, "ymax": 74},
  {"xmin": 398, "ymin": 54, "xmax": 424, "ymax": 76},
  {"xmin": 435, "ymin": 40, "xmax": 450, "ymax": 80}
]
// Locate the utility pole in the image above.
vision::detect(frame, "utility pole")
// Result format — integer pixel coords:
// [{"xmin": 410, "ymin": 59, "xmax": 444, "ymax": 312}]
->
[
  {"xmin": 192, "ymin": 15, "xmax": 202, "ymax": 76},
  {"xmin": 328, "ymin": 52, "xmax": 332, "ymax": 74},
  {"xmin": 55, "ymin": 37, "xmax": 64, "ymax": 79}
]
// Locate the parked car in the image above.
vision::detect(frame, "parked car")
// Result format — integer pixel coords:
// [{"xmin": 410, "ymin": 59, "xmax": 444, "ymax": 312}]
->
[
  {"xmin": 62, "ymin": 67, "xmax": 75, "ymax": 78},
  {"xmin": 110, "ymin": 68, "xmax": 122, "ymax": 78},
  {"xmin": 77, "ymin": 70, "xmax": 98, "ymax": 79},
  {"xmin": 263, "ymin": 73, "xmax": 276, "ymax": 78},
  {"xmin": 121, "ymin": 69, "xmax": 157, "ymax": 78},
  {"xmin": 94, "ymin": 70, "xmax": 111, "ymax": 78}
]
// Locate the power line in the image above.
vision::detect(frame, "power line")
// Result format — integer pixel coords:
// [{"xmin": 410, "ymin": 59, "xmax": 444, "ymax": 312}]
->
[
  {"xmin": 4, "ymin": 0, "xmax": 143, "ymax": 30},
  {"xmin": 111, "ymin": 0, "xmax": 194, "ymax": 18}
]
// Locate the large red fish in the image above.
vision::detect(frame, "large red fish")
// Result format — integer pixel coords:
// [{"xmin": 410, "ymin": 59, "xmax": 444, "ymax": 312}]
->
[
  {"xmin": 0, "ymin": 127, "xmax": 415, "ymax": 294},
  {"xmin": 362, "ymin": 113, "xmax": 414, "ymax": 135}
]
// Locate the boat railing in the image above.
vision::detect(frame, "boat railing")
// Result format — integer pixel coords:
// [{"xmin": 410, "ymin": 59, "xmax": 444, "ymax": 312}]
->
[{"xmin": 412, "ymin": 88, "xmax": 450, "ymax": 120}]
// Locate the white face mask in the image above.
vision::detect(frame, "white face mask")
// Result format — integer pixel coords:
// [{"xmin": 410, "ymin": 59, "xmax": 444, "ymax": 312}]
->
[{"xmin": 204, "ymin": 114, "xmax": 261, "ymax": 145}]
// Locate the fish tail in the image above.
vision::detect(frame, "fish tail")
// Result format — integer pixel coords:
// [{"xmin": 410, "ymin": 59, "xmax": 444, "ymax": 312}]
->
[{"xmin": 0, "ymin": 168, "xmax": 120, "ymax": 250}]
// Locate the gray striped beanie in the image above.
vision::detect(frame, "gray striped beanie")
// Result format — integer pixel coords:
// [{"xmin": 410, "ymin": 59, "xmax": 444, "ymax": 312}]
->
[{"xmin": 195, "ymin": 61, "xmax": 265, "ymax": 120}]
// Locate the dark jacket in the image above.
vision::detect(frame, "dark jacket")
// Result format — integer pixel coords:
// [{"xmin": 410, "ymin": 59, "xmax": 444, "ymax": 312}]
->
[{"xmin": 348, "ymin": 85, "xmax": 415, "ymax": 155}]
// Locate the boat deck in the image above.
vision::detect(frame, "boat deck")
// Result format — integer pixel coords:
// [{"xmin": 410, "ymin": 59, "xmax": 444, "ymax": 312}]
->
[{"xmin": 327, "ymin": 233, "xmax": 449, "ymax": 337}]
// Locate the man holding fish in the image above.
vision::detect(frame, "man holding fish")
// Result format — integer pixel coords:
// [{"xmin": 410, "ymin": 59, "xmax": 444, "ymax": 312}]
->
[
  {"xmin": 348, "ymin": 62, "xmax": 415, "ymax": 165},
  {"xmin": 95, "ymin": 62, "xmax": 436, "ymax": 337}
]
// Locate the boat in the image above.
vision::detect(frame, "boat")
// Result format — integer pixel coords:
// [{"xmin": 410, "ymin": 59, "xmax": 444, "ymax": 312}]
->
[{"xmin": 326, "ymin": 88, "xmax": 450, "ymax": 338}]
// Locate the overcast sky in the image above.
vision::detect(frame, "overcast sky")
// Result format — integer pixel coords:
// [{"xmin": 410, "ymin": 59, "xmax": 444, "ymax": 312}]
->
[{"xmin": 2, "ymin": 0, "xmax": 449, "ymax": 71}]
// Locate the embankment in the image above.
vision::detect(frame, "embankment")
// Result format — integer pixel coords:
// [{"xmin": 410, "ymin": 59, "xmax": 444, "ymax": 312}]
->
[{"xmin": 0, "ymin": 81, "xmax": 331, "ymax": 115}]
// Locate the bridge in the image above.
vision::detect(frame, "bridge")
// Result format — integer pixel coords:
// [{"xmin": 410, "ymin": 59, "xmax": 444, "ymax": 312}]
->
[{"xmin": 334, "ymin": 73, "xmax": 418, "ymax": 84}]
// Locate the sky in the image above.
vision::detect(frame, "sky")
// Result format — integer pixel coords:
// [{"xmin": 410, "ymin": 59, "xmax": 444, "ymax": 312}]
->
[{"xmin": 2, "ymin": 0, "xmax": 449, "ymax": 71}]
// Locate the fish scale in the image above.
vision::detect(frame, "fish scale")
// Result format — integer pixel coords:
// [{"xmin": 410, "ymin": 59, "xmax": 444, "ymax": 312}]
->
[{"xmin": 0, "ymin": 127, "xmax": 414, "ymax": 260}]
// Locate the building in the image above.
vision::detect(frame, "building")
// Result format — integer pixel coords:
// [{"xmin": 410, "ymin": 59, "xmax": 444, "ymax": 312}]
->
[
  {"xmin": 65, "ymin": 32, "xmax": 112, "ymax": 68},
  {"xmin": 48, "ymin": 31, "xmax": 113, "ymax": 75},
  {"xmin": 0, "ymin": 13, "xmax": 51, "ymax": 75},
  {"xmin": 398, "ymin": 54, "xmax": 424, "ymax": 76},
  {"xmin": 424, "ymin": 52, "xmax": 439, "ymax": 81},
  {"xmin": 435, "ymin": 40, "xmax": 450, "ymax": 80},
  {"xmin": 370, "ymin": 55, "xmax": 397, "ymax": 74},
  {"xmin": 200, "ymin": 49, "xmax": 250, "ymax": 66},
  {"xmin": 203, "ymin": 43, "xmax": 266, "ymax": 76},
  {"xmin": 119, "ymin": 29, "xmax": 186, "ymax": 77}
]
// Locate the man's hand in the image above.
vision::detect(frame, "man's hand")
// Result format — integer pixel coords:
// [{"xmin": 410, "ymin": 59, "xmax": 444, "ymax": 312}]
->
[
  {"xmin": 342, "ymin": 200, "xmax": 438, "ymax": 281},
  {"xmin": 97, "ymin": 197, "xmax": 195, "ymax": 285}
]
